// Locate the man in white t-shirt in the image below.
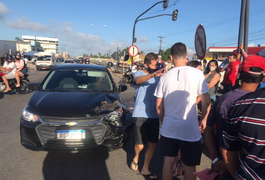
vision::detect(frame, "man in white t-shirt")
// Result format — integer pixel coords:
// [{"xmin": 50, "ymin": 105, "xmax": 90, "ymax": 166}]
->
[
  {"xmin": 0, "ymin": 55, "xmax": 16, "ymax": 92},
  {"xmin": 154, "ymin": 42, "xmax": 211, "ymax": 180}
]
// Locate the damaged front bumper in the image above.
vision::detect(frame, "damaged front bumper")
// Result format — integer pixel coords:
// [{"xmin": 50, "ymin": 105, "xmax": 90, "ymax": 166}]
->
[{"xmin": 20, "ymin": 112, "xmax": 134, "ymax": 151}]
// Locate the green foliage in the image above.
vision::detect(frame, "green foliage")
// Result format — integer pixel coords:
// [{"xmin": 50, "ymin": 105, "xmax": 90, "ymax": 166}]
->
[
  {"xmin": 161, "ymin": 48, "xmax": 171, "ymax": 61},
  {"xmin": 15, "ymin": 37, "xmax": 20, "ymax": 41}
]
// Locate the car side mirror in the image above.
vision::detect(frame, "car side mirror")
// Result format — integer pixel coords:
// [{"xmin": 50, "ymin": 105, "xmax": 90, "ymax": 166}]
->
[
  {"xmin": 119, "ymin": 84, "xmax": 127, "ymax": 92},
  {"xmin": 28, "ymin": 83, "xmax": 40, "ymax": 91}
]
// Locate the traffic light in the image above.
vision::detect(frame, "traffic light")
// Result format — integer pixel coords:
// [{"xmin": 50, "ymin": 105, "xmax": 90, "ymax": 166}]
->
[
  {"xmin": 172, "ymin": 9, "xmax": 178, "ymax": 21},
  {"xmin": 163, "ymin": 0, "xmax": 169, "ymax": 8}
]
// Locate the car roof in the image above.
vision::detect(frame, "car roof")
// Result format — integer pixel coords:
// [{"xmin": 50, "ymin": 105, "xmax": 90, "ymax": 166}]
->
[{"xmin": 54, "ymin": 64, "xmax": 109, "ymax": 71}]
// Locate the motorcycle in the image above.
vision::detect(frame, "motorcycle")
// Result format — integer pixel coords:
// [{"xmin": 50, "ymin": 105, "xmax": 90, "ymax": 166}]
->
[
  {"xmin": 0, "ymin": 73, "xmax": 30, "ymax": 94},
  {"xmin": 121, "ymin": 68, "xmax": 134, "ymax": 86}
]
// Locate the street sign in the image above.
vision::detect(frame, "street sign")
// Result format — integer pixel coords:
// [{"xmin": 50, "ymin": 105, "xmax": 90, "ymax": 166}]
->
[
  {"xmin": 194, "ymin": 24, "xmax": 206, "ymax": 60},
  {"xmin": 128, "ymin": 45, "xmax": 139, "ymax": 57}
]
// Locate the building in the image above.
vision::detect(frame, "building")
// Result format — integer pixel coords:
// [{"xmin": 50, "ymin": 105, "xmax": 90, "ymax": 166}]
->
[
  {"xmin": 22, "ymin": 35, "xmax": 58, "ymax": 53},
  {"xmin": 0, "ymin": 40, "xmax": 31, "ymax": 56},
  {"xmin": 205, "ymin": 46, "xmax": 265, "ymax": 61}
]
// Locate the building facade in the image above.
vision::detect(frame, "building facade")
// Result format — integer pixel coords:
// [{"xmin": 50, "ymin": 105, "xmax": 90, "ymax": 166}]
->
[{"xmin": 22, "ymin": 35, "xmax": 58, "ymax": 53}]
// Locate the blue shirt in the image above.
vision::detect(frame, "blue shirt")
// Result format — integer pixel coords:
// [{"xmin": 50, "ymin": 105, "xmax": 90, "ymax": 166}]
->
[
  {"xmin": 257, "ymin": 81, "xmax": 265, "ymax": 90},
  {"xmin": 132, "ymin": 70, "xmax": 160, "ymax": 118}
]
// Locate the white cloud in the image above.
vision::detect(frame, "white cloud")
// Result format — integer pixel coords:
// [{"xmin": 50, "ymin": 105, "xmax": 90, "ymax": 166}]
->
[
  {"xmin": 0, "ymin": 5, "xmax": 128, "ymax": 56},
  {"xmin": 5, "ymin": 17, "xmax": 47, "ymax": 31},
  {"xmin": 0, "ymin": 2, "xmax": 9, "ymax": 19},
  {"xmin": 136, "ymin": 36, "xmax": 148, "ymax": 42}
]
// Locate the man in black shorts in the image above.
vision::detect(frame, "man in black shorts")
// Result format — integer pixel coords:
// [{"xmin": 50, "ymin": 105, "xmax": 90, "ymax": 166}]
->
[
  {"xmin": 155, "ymin": 42, "xmax": 210, "ymax": 180},
  {"xmin": 131, "ymin": 52, "xmax": 165, "ymax": 179}
]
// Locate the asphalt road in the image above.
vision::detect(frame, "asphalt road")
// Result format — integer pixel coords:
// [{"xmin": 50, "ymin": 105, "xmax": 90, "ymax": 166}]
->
[{"xmin": 0, "ymin": 63, "xmax": 211, "ymax": 180}]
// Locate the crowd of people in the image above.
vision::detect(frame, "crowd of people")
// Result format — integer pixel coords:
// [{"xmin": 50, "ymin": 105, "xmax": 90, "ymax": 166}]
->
[
  {"xmin": 0, "ymin": 52, "xmax": 28, "ymax": 92},
  {"xmin": 130, "ymin": 42, "xmax": 265, "ymax": 180}
]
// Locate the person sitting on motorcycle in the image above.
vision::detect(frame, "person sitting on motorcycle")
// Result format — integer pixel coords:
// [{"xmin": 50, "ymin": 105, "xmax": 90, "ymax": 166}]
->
[
  {"xmin": 0, "ymin": 55, "xmax": 16, "ymax": 92},
  {"xmin": 130, "ymin": 62, "xmax": 138, "ymax": 77},
  {"xmin": 79, "ymin": 59, "xmax": 83, "ymax": 64},
  {"xmin": 14, "ymin": 52, "xmax": 26, "ymax": 87}
]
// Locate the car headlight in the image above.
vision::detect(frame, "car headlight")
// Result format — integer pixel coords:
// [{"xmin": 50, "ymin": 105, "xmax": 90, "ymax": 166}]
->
[
  {"xmin": 22, "ymin": 108, "xmax": 39, "ymax": 122},
  {"xmin": 104, "ymin": 107, "xmax": 123, "ymax": 126}
]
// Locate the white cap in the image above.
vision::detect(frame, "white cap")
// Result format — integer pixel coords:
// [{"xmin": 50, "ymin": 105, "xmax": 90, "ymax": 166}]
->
[{"xmin": 158, "ymin": 55, "xmax": 162, "ymax": 58}]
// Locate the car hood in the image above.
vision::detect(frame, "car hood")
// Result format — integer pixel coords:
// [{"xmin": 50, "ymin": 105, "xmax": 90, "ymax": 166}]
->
[{"xmin": 27, "ymin": 91, "xmax": 120, "ymax": 117}]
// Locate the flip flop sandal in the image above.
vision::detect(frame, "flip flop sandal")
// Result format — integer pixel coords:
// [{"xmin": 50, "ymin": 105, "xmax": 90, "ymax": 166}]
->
[
  {"xmin": 4, "ymin": 89, "xmax": 11, "ymax": 93},
  {"xmin": 141, "ymin": 173, "xmax": 158, "ymax": 180},
  {"xmin": 16, "ymin": 85, "xmax": 20, "ymax": 88},
  {"xmin": 130, "ymin": 160, "xmax": 138, "ymax": 171}
]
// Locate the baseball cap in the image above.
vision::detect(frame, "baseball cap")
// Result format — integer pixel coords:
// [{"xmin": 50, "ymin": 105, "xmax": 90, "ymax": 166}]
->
[
  {"xmin": 241, "ymin": 55, "xmax": 265, "ymax": 75},
  {"xmin": 158, "ymin": 55, "xmax": 162, "ymax": 58}
]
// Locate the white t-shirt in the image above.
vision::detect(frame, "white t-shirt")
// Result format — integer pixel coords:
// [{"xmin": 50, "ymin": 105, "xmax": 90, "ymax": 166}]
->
[
  {"xmin": 131, "ymin": 65, "xmax": 138, "ymax": 73},
  {"xmin": 3, "ymin": 62, "xmax": 16, "ymax": 74},
  {"xmin": 24, "ymin": 57, "xmax": 28, "ymax": 64},
  {"xmin": 154, "ymin": 66, "xmax": 209, "ymax": 142}
]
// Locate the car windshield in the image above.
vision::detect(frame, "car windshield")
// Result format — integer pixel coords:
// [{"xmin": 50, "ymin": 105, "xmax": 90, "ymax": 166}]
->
[
  {"xmin": 41, "ymin": 69, "xmax": 113, "ymax": 92},
  {"xmin": 37, "ymin": 56, "xmax": 51, "ymax": 61}
]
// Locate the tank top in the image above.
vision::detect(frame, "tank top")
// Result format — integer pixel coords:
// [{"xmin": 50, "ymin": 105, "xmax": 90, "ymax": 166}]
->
[{"xmin": 206, "ymin": 72, "xmax": 218, "ymax": 96}]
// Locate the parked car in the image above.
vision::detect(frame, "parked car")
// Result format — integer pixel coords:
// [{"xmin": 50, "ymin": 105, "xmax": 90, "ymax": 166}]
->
[{"xmin": 20, "ymin": 64, "xmax": 133, "ymax": 151}]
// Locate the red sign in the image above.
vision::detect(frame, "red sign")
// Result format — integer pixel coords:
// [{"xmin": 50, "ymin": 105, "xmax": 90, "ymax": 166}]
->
[
  {"xmin": 194, "ymin": 24, "xmax": 206, "ymax": 60},
  {"xmin": 128, "ymin": 45, "xmax": 139, "ymax": 57}
]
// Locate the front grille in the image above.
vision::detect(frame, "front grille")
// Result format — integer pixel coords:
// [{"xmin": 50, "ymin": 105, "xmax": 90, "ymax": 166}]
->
[
  {"xmin": 36, "ymin": 123, "xmax": 108, "ymax": 149},
  {"xmin": 39, "ymin": 115, "xmax": 105, "ymax": 124}
]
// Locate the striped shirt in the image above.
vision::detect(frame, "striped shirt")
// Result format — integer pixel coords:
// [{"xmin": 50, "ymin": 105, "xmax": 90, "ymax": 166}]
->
[{"xmin": 222, "ymin": 88, "xmax": 265, "ymax": 180}]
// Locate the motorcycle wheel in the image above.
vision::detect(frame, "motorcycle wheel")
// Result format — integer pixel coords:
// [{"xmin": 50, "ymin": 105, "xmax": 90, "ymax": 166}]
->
[
  {"xmin": 15, "ymin": 81, "xmax": 29, "ymax": 94},
  {"xmin": 121, "ymin": 76, "xmax": 128, "ymax": 84}
]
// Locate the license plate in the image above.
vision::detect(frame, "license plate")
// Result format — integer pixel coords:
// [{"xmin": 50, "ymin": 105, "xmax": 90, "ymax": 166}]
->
[
  {"xmin": 57, "ymin": 130, "xmax": 86, "ymax": 139},
  {"xmin": 41, "ymin": 67, "xmax": 46, "ymax": 69}
]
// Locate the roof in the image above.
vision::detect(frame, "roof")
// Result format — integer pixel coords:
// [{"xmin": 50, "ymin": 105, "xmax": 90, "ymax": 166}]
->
[
  {"xmin": 54, "ymin": 64, "xmax": 108, "ymax": 71},
  {"xmin": 233, "ymin": 47, "xmax": 265, "ymax": 56},
  {"xmin": 208, "ymin": 46, "xmax": 265, "ymax": 55}
]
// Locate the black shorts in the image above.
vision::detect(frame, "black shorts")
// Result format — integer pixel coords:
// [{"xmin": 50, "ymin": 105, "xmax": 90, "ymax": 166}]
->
[
  {"xmin": 160, "ymin": 136, "xmax": 202, "ymax": 166},
  {"xmin": 134, "ymin": 117, "xmax": 159, "ymax": 145}
]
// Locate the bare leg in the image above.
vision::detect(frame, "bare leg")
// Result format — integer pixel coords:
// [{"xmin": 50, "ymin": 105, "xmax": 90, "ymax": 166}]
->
[
  {"xmin": 15, "ymin": 72, "xmax": 23, "ymax": 87},
  {"xmin": 141, "ymin": 142, "xmax": 156, "ymax": 175},
  {"xmin": 163, "ymin": 156, "xmax": 176, "ymax": 180},
  {"xmin": 184, "ymin": 165, "xmax": 196, "ymax": 180},
  {"xmin": 131, "ymin": 144, "xmax": 144, "ymax": 171},
  {"xmin": 15, "ymin": 72, "xmax": 20, "ymax": 86},
  {"xmin": 2, "ymin": 76, "xmax": 11, "ymax": 92}
]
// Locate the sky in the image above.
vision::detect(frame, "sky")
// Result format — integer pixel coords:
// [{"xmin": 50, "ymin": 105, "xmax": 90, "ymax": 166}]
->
[{"xmin": 0, "ymin": 0, "xmax": 265, "ymax": 59}]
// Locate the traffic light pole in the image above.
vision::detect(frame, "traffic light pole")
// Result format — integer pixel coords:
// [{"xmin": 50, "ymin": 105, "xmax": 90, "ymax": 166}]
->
[{"xmin": 132, "ymin": 0, "xmax": 169, "ymax": 45}]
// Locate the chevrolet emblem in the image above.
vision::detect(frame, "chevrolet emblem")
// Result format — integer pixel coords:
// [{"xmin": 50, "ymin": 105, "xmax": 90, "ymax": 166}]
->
[{"xmin": 65, "ymin": 122, "xmax": 77, "ymax": 126}]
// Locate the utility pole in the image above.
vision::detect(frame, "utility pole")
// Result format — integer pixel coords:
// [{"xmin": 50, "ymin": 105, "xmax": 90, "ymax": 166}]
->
[{"xmin": 158, "ymin": 36, "xmax": 165, "ymax": 55}]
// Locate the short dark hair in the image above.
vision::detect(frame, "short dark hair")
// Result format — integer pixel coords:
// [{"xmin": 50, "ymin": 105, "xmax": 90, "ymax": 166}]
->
[
  {"xmin": 240, "ymin": 67, "xmax": 264, "ymax": 83},
  {"xmin": 229, "ymin": 53, "xmax": 237, "ymax": 59},
  {"xmin": 187, "ymin": 60, "xmax": 201, "ymax": 68},
  {"xmin": 144, "ymin": 52, "xmax": 158, "ymax": 65},
  {"xmin": 171, "ymin": 42, "xmax": 187, "ymax": 60},
  {"xmin": 203, "ymin": 59, "xmax": 207, "ymax": 64}
]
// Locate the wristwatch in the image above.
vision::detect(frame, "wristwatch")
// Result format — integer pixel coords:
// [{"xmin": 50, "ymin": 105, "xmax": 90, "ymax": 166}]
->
[{"xmin": 212, "ymin": 157, "xmax": 219, "ymax": 166}]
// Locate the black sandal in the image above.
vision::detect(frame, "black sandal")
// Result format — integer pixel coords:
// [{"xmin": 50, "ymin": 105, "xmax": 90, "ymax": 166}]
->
[{"xmin": 130, "ymin": 160, "xmax": 138, "ymax": 171}]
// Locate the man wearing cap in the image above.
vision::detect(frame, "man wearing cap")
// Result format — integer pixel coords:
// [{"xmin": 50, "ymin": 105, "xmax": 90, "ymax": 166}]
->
[
  {"xmin": 204, "ymin": 55, "xmax": 265, "ymax": 179},
  {"xmin": 219, "ymin": 55, "xmax": 265, "ymax": 179}
]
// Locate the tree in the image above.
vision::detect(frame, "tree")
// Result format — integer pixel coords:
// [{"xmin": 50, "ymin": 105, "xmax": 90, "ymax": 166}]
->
[
  {"xmin": 15, "ymin": 37, "xmax": 20, "ymax": 41},
  {"xmin": 161, "ymin": 48, "xmax": 171, "ymax": 61}
]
